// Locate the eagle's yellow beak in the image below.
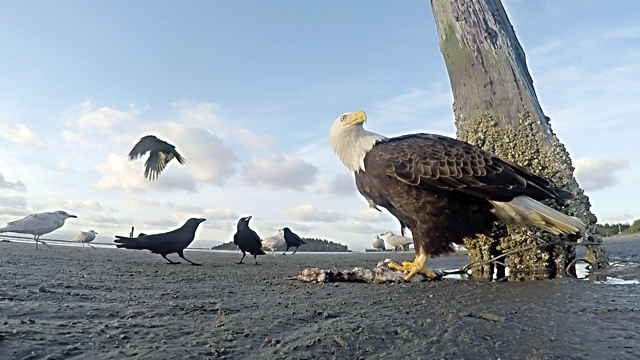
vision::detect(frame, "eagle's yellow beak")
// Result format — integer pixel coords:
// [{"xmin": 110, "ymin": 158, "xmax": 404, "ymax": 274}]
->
[{"xmin": 347, "ymin": 110, "xmax": 366, "ymax": 126}]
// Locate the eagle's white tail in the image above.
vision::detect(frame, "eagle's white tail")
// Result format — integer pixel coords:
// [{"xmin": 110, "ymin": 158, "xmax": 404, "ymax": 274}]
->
[{"xmin": 490, "ymin": 196, "xmax": 585, "ymax": 235}]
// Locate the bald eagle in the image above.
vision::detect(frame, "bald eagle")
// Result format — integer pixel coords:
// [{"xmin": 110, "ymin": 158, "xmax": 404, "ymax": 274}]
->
[{"xmin": 329, "ymin": 111, "xmax": 585, "ymax": 280}]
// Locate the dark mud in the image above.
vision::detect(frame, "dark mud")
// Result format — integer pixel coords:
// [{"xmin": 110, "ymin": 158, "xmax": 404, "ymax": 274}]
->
[{"xmin": 1, "ymin": 236, "xmax": 639, "ymax": 359}]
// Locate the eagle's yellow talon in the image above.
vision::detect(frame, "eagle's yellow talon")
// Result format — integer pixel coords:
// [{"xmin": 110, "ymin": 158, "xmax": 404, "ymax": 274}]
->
[{"xmin": 387, "ymin": 254, "xmax": 437, "ymax": 280}]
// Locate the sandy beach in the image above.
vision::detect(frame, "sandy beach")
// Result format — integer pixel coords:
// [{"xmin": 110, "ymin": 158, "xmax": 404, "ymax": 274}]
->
[{"xmin": 1, "ymin": 236, "xmax": 640, "ymax": 360}]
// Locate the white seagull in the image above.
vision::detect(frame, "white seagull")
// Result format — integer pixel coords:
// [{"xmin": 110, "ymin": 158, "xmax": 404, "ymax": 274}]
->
[
  {"xmin": 71, "ymin": 230, "xmax": 98, "ymax": 248},
  {"xmin": 261, "ymin": 229, "xmax": 285, "ymax": 256},
  {"xmin": 372, "ymin": 235, "xmax": 386, "ymax": 252},
  {"xmin": 0, "ymin": 210, "xmax": 77, "ymax": 249},
  {"xmin": 381, "ymin": 231, "xmax": 413, "ymax": 253}
]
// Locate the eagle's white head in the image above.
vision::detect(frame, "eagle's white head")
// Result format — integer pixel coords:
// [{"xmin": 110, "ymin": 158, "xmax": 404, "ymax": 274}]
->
[{"xmin": 329, "ymin": 111, "xmax": 386, "ymax": 172}]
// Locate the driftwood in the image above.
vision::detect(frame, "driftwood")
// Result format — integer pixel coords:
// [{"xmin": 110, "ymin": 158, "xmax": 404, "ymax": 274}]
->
[{"xmin": 430, "ymin": 0, "xmax": 603, "ymax": 280}]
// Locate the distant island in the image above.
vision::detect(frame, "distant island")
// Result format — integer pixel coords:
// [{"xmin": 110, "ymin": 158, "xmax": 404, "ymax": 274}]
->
[{"xmin": 211, "ymin": 237, "xmax": 350, "ymax": 252}]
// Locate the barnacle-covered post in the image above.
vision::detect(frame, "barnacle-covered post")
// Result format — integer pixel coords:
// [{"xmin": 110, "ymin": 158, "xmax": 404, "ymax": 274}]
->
[{"xmin": 430, "ymin": 0, "xmax": 603, "ymax": 280}]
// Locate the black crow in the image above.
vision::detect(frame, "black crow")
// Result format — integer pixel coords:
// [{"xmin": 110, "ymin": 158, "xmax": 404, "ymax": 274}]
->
[
  {"xmin": 128, "ymin": 135, "xmax": 186, "ymax": 180},
  {"xmin": 114, "ymin": 218, "xmax": 205, "ymax": 265},
  {"xmin": 282, "ymin": 227, "xmax": 306, "ymax": 255},
  {"xmin": 233, "ymin": 216, "xmax": 265, "ymax": 264}
]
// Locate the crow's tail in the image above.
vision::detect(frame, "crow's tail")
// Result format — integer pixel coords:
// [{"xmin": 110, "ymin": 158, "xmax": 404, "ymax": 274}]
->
[{"xmin": 114, "ymin": 236, "xmax": 147, "ymax": 250}]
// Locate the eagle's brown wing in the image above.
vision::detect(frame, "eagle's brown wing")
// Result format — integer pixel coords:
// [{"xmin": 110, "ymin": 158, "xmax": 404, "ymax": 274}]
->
[{"xmin": 369, "ymin": 134, "xmax": 565, "ymax": 203}]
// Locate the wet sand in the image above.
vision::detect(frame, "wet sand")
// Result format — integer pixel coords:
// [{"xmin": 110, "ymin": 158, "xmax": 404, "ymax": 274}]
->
[{"xmin": 1, "ymin": 236, "xmax": 640, "ymax": 360}]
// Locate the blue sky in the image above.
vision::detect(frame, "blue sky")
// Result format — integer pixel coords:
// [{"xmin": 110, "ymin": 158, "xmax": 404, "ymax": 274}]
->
[{"xmin": 1, "ymin": 1, "xmax": 638, "ymax": 250}]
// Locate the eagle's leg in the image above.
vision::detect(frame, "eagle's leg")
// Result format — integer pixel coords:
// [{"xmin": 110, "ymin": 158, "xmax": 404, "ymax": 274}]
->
[{"xmin": 387, "ymin": 253, "xmax": 437, "ymax": 280}]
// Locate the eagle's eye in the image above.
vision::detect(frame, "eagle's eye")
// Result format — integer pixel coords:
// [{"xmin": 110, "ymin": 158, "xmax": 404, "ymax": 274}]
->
[{"xmin": 341, "ymin": 115, "xmax": 348, "ymax": 122}]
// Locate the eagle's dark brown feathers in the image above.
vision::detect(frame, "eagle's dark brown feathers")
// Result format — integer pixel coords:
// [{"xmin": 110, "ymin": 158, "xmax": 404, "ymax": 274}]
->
[
  {"xmin": 355, "ymin": 134, "xmax": 571, "ymax": 257},
  {"xmin": 378, "ymin": 134, "xmax": 563, "ymax": 202}
]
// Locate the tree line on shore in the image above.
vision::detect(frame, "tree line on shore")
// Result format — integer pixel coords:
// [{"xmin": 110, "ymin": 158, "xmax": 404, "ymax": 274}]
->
[
  {"xmin": 211, "ymin": 237, "xmax": 350, "ymax": 252},
  {"xmin": 597, "ymin": 219, "xmax": 640, "ymax": 237}
]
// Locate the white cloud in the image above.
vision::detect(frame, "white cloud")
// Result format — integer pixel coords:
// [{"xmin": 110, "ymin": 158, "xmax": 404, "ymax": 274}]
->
[
  {"xmin": 353, "ymin": 208, "xmax": 391, "ymax": 222},
  {"xmin": 280, "ymin": 205, "xmax": 342, "ymax": 223},
  {"xmin": 47, "ymin": 161, "xmax": 73, "ymax": 173},
  {"xmin": 93, "ymin": 153, "xmax": 197, "ymax": 193},
  {"xmin": 166, "ymin": 206, "xmax": 237, "ymax": 231},
  {"xmin": 0, "ymin": 207, "xmax": 31, "ymax": 218},
  {"xmin": 172, "ymin": 100, "xmax": 276, "ymax": 152},
  {"xmin": 166, "ymin": 203, "xmax": 203, "ymax": 214},
  {"xmin": 0, "ymin": 123, "xmax": 42, "ymax": 146},
  {"xmin": 73, "ymin": 101, "xmax": 140, "ymax": 133},
  {"xmin": 0, "ymin": 194, "xmax": 28, "ymax": 209},
  {"xmin": 202, "ymin": 208, "xmax": 238, "ymax": 220},
  {"xmin": 149, "ymin": 123, "xmax": 239, "ymax": 185},
  {"xmin": 60, "ymin": 129, "xmax": 94, "ymax": 147},
  {"xmin": 0, "ymin": 174, "xmax": 26, "ymax": 191},
  {"xmin": 84, "ymin": 215, "xmax": 133, "ymax": 229},
  {"xmin": 574, "ymin": 158, "xmax": 629, "ymax": 191},
  {"xmin": 315, "ymin": 173, "xmax": 357, "ymax": 199},
  {"xmin": 372, "ymin": 86, "xmax": 452, "ymax": 125},
  {"xmin": 140, "ymin": 218, "xmax": 180, "ymax": 229},
  {"xmin": 243, "ymin": 154, "xmax": 318, "ymax": 191},
  {"xmin": 335, "ymin": 221, "xmax": 376, "ymax": 234},
  {"xmin": 173, "ymin": 100, "xmax": 223, "ymax": 125},
  {"xmin": 604, "ymin": 213, "xmax": 635, "ymax": 223},
  {"xmin": 601, "ymin": 24, "xmax": 640, "ymax": 40},
  {"xmin": 235, "ymin": 128, "xmax": 277, "ymax": 152},
  {"xmin": 126, "ymin": 197, "xmax": 161, "ymax": 208},
  {"xmin": 49, "ymin": 199, "xmax": 103, "ymax": 212},
  {"xmin": 200, "ymin": 219, "xmax": 236, "ymax": 231},
  {"xmin": 53, "ymin": 161, "xmax": 74, "ymax": 172}
]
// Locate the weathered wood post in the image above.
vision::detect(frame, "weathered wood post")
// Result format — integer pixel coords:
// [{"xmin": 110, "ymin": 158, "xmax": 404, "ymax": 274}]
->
[{"xmin": 430, "ymin": 0, "xmax": 604, "ymax": 280}]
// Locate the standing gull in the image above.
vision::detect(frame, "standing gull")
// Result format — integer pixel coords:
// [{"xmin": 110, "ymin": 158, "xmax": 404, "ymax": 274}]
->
[
  {"xmin": 261, "ymin": 229, "xmax": 285, "ymax": 257},
  {"xmin": 71, "ymin": 230, "xmax": 98, "ymax": 248},
  {"xmin": 372, "ymin": 235, "xmax": 386, "ymax": 252},
  {"xmin": 114, "ymin": 218, "xmax": 205, "ymax": 265},
  {"xmin": 382, "ymin": 231, "xmax": 412, "ymax": 252},
  {"xmin": 0, "ymin": 210, "xmax": 77, "ymax": 249},
  {"xmin": 128, "ymin": 135, "xmax": 186, "ymax": 180},
  {"xmin": 233, "ymin": 216, "xmax": 266, "ymax": 264}
]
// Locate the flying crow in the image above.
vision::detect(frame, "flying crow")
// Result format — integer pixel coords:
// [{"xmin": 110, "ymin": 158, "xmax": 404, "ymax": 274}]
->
[{"xmin": 128, "ymin": 135, "xmax": 185, "ymax": 180}]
